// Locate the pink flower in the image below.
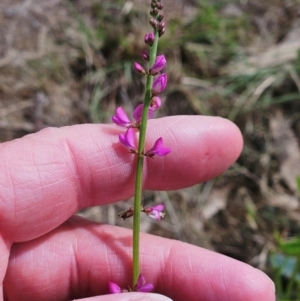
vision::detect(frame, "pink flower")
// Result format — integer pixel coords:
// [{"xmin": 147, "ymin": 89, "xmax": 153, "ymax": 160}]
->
[
  {"xmin": 108, "ymin": 281, "xmax": 123, "ymax": 294},
  {"xmin": 119, "ymin": 128, "xmax": 136, "ymax": 150},
  {"xmin": 133, "ymin": 104, "xmax": 154, "ymax": 123},
  {"xmin": 145, "ymin": 137, "xmax": 171, "ymax": 157},
  {"xmin": 108, "ymin": 275, "xmax": 153, "ymax": 295},
  {"xmin": 112, "ymin": 105, "xmax": 155, "ymax": 128},
  {"xmin": 149, "ymin": 55, "xmax": 166, "ymax": 75},
  {"xmin": 143, "ymin": 203, "xmax": 165, "ymax": 221},
  {"xmin": 150, "ymin": 96, "xmax": 162, "ymax": 111},
  {"xmin": 112, "ymin": 107, "xmax": 132, "ymax": 127},
  {"xmin": 134, "ymin": 62, "xmax": 146, "ymax": 74},
  {"xmin": 134, "ymin": 274, "xmax": 154, "ymax": 292},
  {"xmin": 152, "ymin": 73, "xmax": 167, "ymax": 95}
]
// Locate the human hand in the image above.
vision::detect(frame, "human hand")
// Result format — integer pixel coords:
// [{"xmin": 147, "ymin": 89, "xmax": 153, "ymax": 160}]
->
[{"xmin": 0, "ymin": 116, "xmax": 275, "ymax": 301}]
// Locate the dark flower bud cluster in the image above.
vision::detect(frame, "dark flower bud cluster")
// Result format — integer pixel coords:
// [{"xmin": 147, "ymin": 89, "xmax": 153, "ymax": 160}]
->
[{"xmin": 149, "ymin": 0, "xmax": 165, "ymax": 37}]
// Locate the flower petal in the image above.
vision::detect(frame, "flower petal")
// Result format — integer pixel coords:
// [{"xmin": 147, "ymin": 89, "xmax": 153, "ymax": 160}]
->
[
  {"xmin": 119, "ymin": 128, "xmax": 136, "ymax": 149},
  {"xmin": 150, "ymin": 96, "xmax": 162, "ymax": 111},
  {"xmin": 134, "ymin": 274, "xmax": 154, "ymax": 292},
  {"xmin": 151, "ymin": 203, "xmax": 164, "ymax": 212},
  {"xmin": 138, "ymin": 283, "xmax": 154, "ymax": 292},
  {"xmin": 108, "ymin": 281, "xmax": 122, "ymax": 294},
  {"xmin": 112, "ymin": 107, "xmax": 131, "ymax": 127},
  {"xmin": 146, "ymin": 137, "xmax": 171, "ymax": 157},
  {"xmin": 133, "ymin": 104, "xmax": 154, "ymax": 122},
  {"xmin": 149, "ymin": 54, "xmax": 166, "ymax": 75},
  {"xmin": 152, "ymin": 73, "xmax": 167, "ymax": 95},
  {"xmin": 134, "ymin": 62, "xmax": 146, "ymax": 74}
]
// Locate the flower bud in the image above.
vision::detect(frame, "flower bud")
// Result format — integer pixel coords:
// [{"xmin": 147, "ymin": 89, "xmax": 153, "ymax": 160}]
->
[
  {"xmin": 142, "ymin": 51, "xmax": 149, "ymax": 61},
  {"xmin": 156, "ymin": 3, "xmax": 164, "ymax": 10},
  {"xmin": 144, "ymin": 32, "xmax": 155, "ymax": 46},
  {"xmin": 133, "ymin": 62, "xmax": 146, "ymax": 74},
  {"xmin": 149, "ymin": 18, "xmax": 159, "ymax": 30},
  {"xmin": 159, "ymin": 25, "xmax": 166, "ymax": 37},
  {"xmin": 152, "ymin": 73, "xmax": 167, "ymax": 95},
  {"xmin": 149, "ymin": 54, "xmax": 166, "ymax": 75},
  {"xmin": 157, "ymin": 12, "xmax": 164, "ymax": 21}
]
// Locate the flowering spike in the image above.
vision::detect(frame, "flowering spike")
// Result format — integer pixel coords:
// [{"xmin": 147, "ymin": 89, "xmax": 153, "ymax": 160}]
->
[
  {"xmin": 134, "ymin": 62, "xmax": 146, "ymax": 75},
  {"xmin": 149, "ymin": 54, "xmax": 166, "ymax": 75},
  {"xmin": 112, "ymin": 107, "xmax": 132, "ymax": 127},
  {"xmin": 152, "ymin": 73, "xmax": 167, "ymax": 95},
  {"xmin": 145, "ymin": 137, "xmax": 171, "ymax": 157},
  {"xmin": 143, "ymin": 203, "xmax": 165, "ymax": 221},
  {"xmin": 134, "ymin": 274, "xmax": 154, "ymax": 292},
  {"xmin": 119, "ymin": 128, "xmax": 136, "ymax": 150}
]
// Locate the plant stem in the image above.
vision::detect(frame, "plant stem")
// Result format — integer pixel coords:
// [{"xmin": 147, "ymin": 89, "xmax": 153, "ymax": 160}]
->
[{"xmin": 132, "ymin": 31, "xmax": 159, "ymax": 287}]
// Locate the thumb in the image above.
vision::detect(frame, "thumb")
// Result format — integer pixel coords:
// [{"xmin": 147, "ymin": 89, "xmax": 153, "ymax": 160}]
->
[{"xmin": 79, "ymin": 293, "xmax": 173, "ymax": 301}]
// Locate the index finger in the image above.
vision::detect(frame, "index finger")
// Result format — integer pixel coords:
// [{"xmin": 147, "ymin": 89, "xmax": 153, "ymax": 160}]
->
[{"xmin": 0, "ymin": 116, "xmax": 242, "ymax": 242}]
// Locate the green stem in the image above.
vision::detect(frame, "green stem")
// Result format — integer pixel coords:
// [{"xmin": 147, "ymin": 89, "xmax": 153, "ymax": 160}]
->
[{"xmin": 132, "ymin": 31, "xmax": 159, "ymax": 287}]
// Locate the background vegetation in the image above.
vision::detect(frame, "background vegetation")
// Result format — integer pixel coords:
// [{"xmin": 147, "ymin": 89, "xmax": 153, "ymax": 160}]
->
[{"xmin": 1, "ymin": 0, "xmax": 300, "ymax": 299}]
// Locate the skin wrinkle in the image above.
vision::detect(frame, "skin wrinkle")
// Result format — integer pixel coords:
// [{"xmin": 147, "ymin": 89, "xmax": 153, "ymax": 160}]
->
[
  {"xmin": 219, "ymin": 261, "xmax": 230, "ymax": 301},
  {"xmin": 63, "ymin": 134, "xmax": 85, "ymax": 212},
  {"xmin": 163, "ymin": 242, "xmax": 181, "ymax": 295}
]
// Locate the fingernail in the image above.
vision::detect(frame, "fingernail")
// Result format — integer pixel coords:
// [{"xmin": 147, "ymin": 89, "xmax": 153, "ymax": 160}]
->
[{"xmin": 117, "ymin": 293, "xmax": 173, "ymax": 301}]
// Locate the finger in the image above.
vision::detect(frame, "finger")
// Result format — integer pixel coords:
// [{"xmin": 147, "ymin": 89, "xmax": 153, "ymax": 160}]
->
[
  {"xmin": 0, "ymin": 116, "xmax": 242, "ymax": 243},
  {"xmin": 4, "ymin": 217, "xmax": 275, "ymax": 301},
  {"xmin": 79, "ymin": 293, "xmax": 172, "ymax": 301}
]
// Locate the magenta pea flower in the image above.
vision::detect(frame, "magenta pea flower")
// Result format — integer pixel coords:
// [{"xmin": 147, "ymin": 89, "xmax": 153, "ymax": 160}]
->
[
  {"xmin": 133, "ymin": 104, "xmax": 155, "ymax": 123},
  {"xmin": 113, "ymin": 105, "xmax": 155, "ymax": 128},
  {"xmin": 108, "ymin": 281, "xmax": 127, "ymax": 294},
  {"xmin": 134, "ymin": 62, "xmax": 146, "ymax": 75},
  {"xmin": 119, "ymin": 128, "xmax": 136, "ymax": 150},
  {"xmin": 152, "ymin": 73, "xmax": 167, "ymax": 95},
  {"xmin": 108, "ymin": 274, "xmax": 153, "ymax": 294},
  {"xmin": 112, "ymin": 107, "xmax": 132, "ymax": 127},
  {"xmin": 149, "ymin": 54, "xmax": 166, "ymax": 75},
  {"xmin": 150, "ymin": 96, "xmax": 162, "ymax": 110},
  {"xmin": 145, "ymin": 137, "xmax": 171, "ymax": 157},
  {"xmin": 143, "ymin": 203, "xmax": 165, "ymax": 221},
  {"xmin": 134, "ymin": 274, "xmax": 154, "ymax": 292}
]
